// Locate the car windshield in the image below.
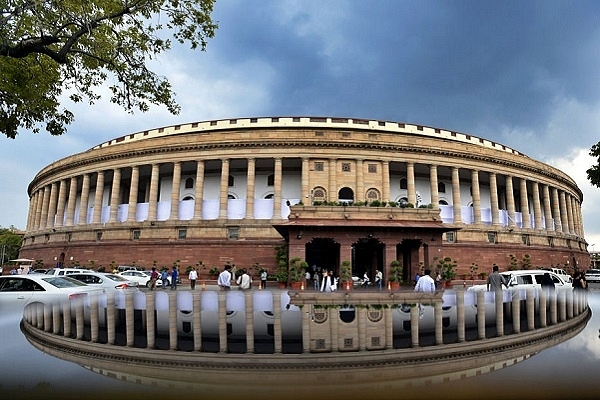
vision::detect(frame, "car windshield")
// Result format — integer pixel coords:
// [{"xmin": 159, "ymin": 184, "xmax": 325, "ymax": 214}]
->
[
  {"xmin": 41, "ymin": 276, "xmax": 88, "ymax": 288},
  {"xmin": 104, "ymin": 274, "xmax": 129, "ymax": 282}
]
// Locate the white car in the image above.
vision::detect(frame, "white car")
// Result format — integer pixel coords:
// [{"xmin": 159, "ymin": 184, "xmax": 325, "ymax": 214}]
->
[
  {"xmin": 45, "ymin": 267, "xmax": 90, "ymax": 276},
  {"xmin": 584, "ymin": 269, "xmax": 600, "ymax": 283},
  {"xmin": 0, "ymin": 274, "xmax": 104, "ymax": 314},
  {"xmin": 67, "ymin": 272, "xmax": 140, "ymax": 293},
  {"xmin": 118, "ymin": 270, "xmax": 168, "ymax": 288},
  {"xmin": 468, "ymin": 269, "xmax": 569, "ymax": 292}
]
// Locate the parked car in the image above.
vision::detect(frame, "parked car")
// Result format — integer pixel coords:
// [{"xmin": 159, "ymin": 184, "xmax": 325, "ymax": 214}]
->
[
  {"xmin": 584, "ymin": 269, "xmax": 600, "ymax": 283},
  {"xmin": 45, "ymin": 268, "xmax": 90, "ymax": 276},
  {"xmin": 468, "ymin": 269, "xmax": 569, "ymax": 292},
  {"xmin": 0, "ymin": 274, "xmax": 104, "ymax": 314},
  {"xmin": 543, "ymin": 267, "xmax": 572, "ymax": 283},
  {"xmin": 118, "ymin": 270, "xmax": 167, "ymax": 288},
  {"xmin": 68, "ymin": 272, "xmax": 140, "ymax": 293}
]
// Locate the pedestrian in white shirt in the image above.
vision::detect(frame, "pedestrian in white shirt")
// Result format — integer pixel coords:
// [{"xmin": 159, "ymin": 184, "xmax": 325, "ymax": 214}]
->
[{"xmin": 414, "ymin": 269, "xmax": 436, "ymax": 293}]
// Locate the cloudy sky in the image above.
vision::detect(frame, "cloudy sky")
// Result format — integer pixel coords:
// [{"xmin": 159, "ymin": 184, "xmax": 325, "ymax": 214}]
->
[{"xmin": 2, "ymin": 0, "xmax": 600, "ymax": 251}]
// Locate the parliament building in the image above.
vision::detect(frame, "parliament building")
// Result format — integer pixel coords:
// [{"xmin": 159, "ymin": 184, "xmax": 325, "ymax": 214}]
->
[{"xmin": 20, "ymin": 117, "xmax": 591, "ymax": 281}]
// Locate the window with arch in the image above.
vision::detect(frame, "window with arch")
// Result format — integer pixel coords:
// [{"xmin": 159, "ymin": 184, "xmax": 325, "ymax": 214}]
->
[
  {"xmin": 399, "ymin": 178, "xmax": 407, "ymax": 190},
  {"xmin": 182, "ymin": 195, "xmax": 194, "ymax": 201},
  {"xmin": 228, "ymin": 194, "xmax": 237, "ymax": 199},
  {"xmin": 438, "ymin": 182, "xmax": 446, "ymax": 193},
  {"xmin": 439, "ymin": 199, "xmax": 449, "ymax": 206},
  {"xmin": 264, "ymin": 193, "xmax": 274, "ymax": 199},
  {"xmin": 312, "ymin": 187, "xmax": 326, "ymax": 201},
  {"xmin": 267, "ymin": 174, "xmax": 274, "ymax": 186},
  {"xmin": 366, "ymin": 188, "xmax": 380, "ymax": 201},
  {"xmin": 184, "ymin": 178, "xmax": 194, "ymax": 189},
  {"xmin": 399, "ymin": 197, "xmax": 409, "ymax": 206}
]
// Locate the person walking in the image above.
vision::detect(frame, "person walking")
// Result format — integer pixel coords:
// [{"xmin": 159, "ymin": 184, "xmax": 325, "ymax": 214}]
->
[
  {"xmin": 414, "ymin": 269, "xmax": 436, "ymax": 292},
  {"xmin": 161, "ymin": 269, "xmax": 169, "ymax": 289},
  {"xmin": 149, "ymin": 267, "xmax": 158, "ymax": 290},
  {"xmin": 375, "ymin": 270, "xmax": 383, "ymax": 290},
  {"xmin": 188, "ymin": 267, "xmax": 198, "ymax": 290},
  {"xmin": 313, "ymin": 270, "xmax": 320, "ymax": 290},
  {"xmin": 487, "ymin": 264, "xmax": 507, "ymax": 292},
  {"xmin": 170, "ymin": 266, "xmax": 178, "ymax": 290},
  {"xmin": 260, "ymin": 269, "xmax": 268, "ymax": 289},
  {"xmin": 236, "ymin": 269, "xmax": 252, "ymax": 290},
  {"xmin": 218, "ymin": 264, "xmax": 232, "ymax": 290}
]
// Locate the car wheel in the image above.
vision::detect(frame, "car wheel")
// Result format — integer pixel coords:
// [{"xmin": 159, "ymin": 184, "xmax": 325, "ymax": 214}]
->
[{"xmin": 146, "ymin": 281, "xmax": 152, "ymax": 288}]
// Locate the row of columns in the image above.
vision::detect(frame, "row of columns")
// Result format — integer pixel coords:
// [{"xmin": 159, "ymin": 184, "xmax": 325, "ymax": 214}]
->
[
  {"xmin": 27, "ymin": 158, "xmax": 583, "ymax": 237},
  {"xmin": 23, "ymin": 288, "xmax": 588, "ymax": 353}
]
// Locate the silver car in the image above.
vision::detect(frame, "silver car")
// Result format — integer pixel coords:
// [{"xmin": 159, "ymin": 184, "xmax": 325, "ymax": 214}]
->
[{"xmin": 584, "ymin": 269, "xmax": 600, "ymax": 283}]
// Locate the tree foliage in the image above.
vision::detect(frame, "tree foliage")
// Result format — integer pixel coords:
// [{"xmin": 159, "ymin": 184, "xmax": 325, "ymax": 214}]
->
[
  {"xmin": 0, "ymin": 226, "xmax": 22, "ymax": 263},
  {"xmin": 587, "ymin": 141, "xmax": 600, "ymax": 188},
  {"xmin": 0, "ymin": 0, "xmax": 217, "ymax": 138}
]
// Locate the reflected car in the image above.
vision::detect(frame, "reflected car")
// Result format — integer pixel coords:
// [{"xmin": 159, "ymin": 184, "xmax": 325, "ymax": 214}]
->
[
  {"xmin": 68, "ymin": 272, "xmax": 140, "ymax": 293},
  {"xmin": 0, "ymin": 274, "xmax": 104, "ymax": 313},
  {"xmin": 584, "ymin": 269, "xmax": 600, "ymax": 283}
]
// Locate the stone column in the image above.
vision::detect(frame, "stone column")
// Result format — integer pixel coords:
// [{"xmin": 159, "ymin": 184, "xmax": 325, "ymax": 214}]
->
[
  {"xmin": 539, "ymin": 289, "xmax": 547, "ymax": 328},
  {"xmin": 559, "ymin": 191, "xmax": 569, "ymax": 235},
  {"xmin": 126, "ymin": 292, "xmax": 134, "ymax": 347},
  {"xmin": 529, "ymin": 182, "xmax": 540, "ymax": 230},
  {"xmin": 328, "ymin": 158, "xmax": 337, "ymax": 202},
  {"xmin": 407, "ymin": 162, "xmax": 416, "ymax": 205},
  {"xmin": 356, "ymin": 158, "xmax": 364, "ymax": 203},
  {"xmin": 490, "ymin": 172, "xmax": 500, "ymax": 226},
  {"xmin": 274, "ymin": 157, "xmax": 283, "ymax": 219},
  {"xmin": 194, "ymin": 160, "xmax": 205, "ymax": 219},
  {"xmin": 146, "ymin": 292, "xmax": 156, "ymax": 350},
  {"xmin": 429, "ymin": 164, "xmax": 439, "ymax": 207},
  {"xmin": 434, "ymin": 302, "xmax": 443, "ymax": 345},
  {"xmin": 451, "ymin": 167, "xmax": 462, "ymax": 223},
  {"xmin": 301, "ymin": 157, "xmax": 310, "ymax": 203},
  {"xmin": 520, "ymin": 178, "xmax": 530, "ymax": 229},
  {"xmin": 273, "ymin": 292, "xmax": 283, "ymax": 353},
  {"xmin": 78, "ymin": 174, "xmax": 90, "ymax": 225},
  {"xmin": 456, "ymin": 288, "xmax": 465, "ymax": 342},
  {"xmin": 382, "ymin": 161, "xmax": 390, "ymax": 203},
  {"xmin": 92, "ymin": 172, "xmax": 104, "ymax": 224},
  {"xmin": 566, "ymin": 194, "xmax": 575, "ymax": 235},
  {"xmin": 526, "ymin": 288, "xmax": 535, "ymax": 331},
  {"xmin": 476, "ymin": 290, "xmax": 486, "ymax": 339},
  {"xmin": 170, "ymin": 161, "xmax": 181, "ymax": 220},
  {"xmin": 127, "ymin": 166, "xmax": 139, "ymax": 221},
  {"xmin": 39, "ymin": 185, "xmax": 51, "ymax": 229},
  {"xmin": 244, "ymin": 291, "xmax": 255, "ymax": 353},
  {"xmin": 109, "ymin": 168, "xmax": 121, "ymax": 223},
  {"xmin": 54, "ymin": 179, "xmax": 67, "ymax": 227},
  {"xmin": 495, "ymin": 289, "xmax": 504, "ymax": 336},
  {"xmin": 46, "ymin": 182, "xmax": 59, "ymax": 228},
  {"xmin": 471, "ymin": 169, "xmax": 481, "ymax": 224},
  {"xmin": 65, "ymin": 176, "xmax": 78, "ymax": 226},
  {"xmin": 33, "ymin": 189, "xmax": 44, "ymax": 230},
  {"xmin": 552, "ymin": 187, "xmax": 562, "ymax": 232},
  {"xmin": 505, "ymin": 176, "xmax": 516, "ymax": 228},
  {"xmin": 410, "ymin": 304, "xmax": 420, "ymax": 347},
  {"xmin": 542, "ymin": 184, "xmax": 553, "ymax": 231},
  {"xmin": 148, "ymin": 164, "xmax": 160, "ymax": 221},
  {"xmin": 106, "ymin": 293, "xmax": 115, "ymax": 344},
  {"xmin": 384, "ymin": 307, "xmax": 393, "ymax": 349},
  {"xmin": 90, "ymin": 292, "xmax": 99, "ymax": 342},
  {"xmin": 358, "ymin": 308, "xmax": 367, "ymax": 351},
  {"xmin": 218, "ymin": 159, "xmax": 230, "ymax": 219},
  {"xmin": 302, "ymin": 305, "xmax": 311, "ymax": 353},
  {"xmin": 246, "ymin": 158, "xmax": 256, "ymax": 219},
  {"xmin": 330, "ymin": 308, "xmax": 339, "ymax": 352},
  {"xmin": 511, "ymin": 290, "xmax": 520, "ymax": 333},
  {"xmin": 169, "ymin": 292, "xmax": 178, "ymax": 350},
  {"xmin": 192, "ymin": 291, "xmax": 202, "ymax": 352}
]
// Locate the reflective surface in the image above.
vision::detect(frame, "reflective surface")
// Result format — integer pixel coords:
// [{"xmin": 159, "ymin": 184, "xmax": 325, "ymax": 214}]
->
[{"xmin": 1, "ymin": 286, "xmax": 598, "ymax": 400}]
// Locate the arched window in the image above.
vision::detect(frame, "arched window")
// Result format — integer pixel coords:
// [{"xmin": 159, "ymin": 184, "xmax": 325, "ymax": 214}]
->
[
  {"xmin": 338, "ymin": 187, "xmax": 354, "ymax": 203},
  {"xmin": 366, "ymin": 188, "xmax": 380, "ymax": 201},
  {"xmin": 439, "ymin": 199, "xmax": 449, "ymax": 205},
  {"xmin": 312, "ymin": 187, "xmax": 326, "ymax": 202},
  {"xmin": 264, "ymin": 193, "xmax": 274, "ymax": 199},
  {"xmin": 184, "ymin": 178, "xmax": 194, "ymax": 189}
]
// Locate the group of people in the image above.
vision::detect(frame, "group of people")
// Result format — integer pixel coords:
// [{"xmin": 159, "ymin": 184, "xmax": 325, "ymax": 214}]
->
[
  {"xmin": 149, "ymin": 266, "xmax": 179, "ymax": 291},
  {"xmin": 216, "ymin": 264, "xmax": 252, "ymax": 291}
]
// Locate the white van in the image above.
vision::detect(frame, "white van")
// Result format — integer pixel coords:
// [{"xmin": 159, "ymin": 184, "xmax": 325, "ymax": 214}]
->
[
  {"xmin": 468, "ymin": 269, "xmax": 569, "ymax": 292},
  {"xmin": 45, "ymin": 268, "xmax": 89, "ymax": 276}
]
